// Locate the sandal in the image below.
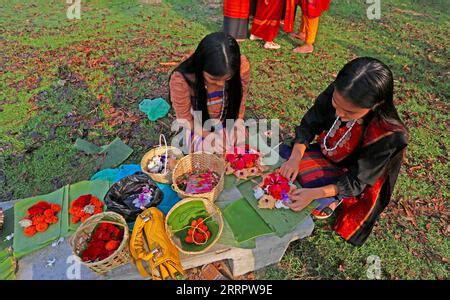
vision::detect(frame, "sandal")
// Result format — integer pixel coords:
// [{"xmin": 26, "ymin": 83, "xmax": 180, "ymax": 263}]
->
[{"xmin": 312, "ymin": 198, "xmax": 341, "ymax": 220}]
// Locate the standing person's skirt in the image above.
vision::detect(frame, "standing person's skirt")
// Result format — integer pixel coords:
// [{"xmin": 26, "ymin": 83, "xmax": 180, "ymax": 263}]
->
[{"xmin": 223, "ymin": 0, "xmax": 251, "ymax": 40}]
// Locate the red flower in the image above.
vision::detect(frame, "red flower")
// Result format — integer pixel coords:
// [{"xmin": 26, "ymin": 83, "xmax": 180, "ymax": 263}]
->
[
  {"xmin": 262, "ymin": 172, "xmax": 291, "ymax": 200},
  {"xmin": 69, "ymin": 195, "xmax": 104, "ymax": 224},
  {"xmin": 81, "ymin": 223, "xmax": 123, "ymax": 262},
  {"xmin": 232, "ymin": 159, "xmax": 245, "ymax": 170}
]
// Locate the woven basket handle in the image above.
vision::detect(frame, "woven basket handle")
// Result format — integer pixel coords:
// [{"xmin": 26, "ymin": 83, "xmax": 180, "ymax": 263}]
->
[{"xmin": 159, "ymin": 134, "xmax": 169, "ymax": 174}]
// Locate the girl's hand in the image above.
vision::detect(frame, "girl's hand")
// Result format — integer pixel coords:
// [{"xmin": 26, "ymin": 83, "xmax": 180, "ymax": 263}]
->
[
  {"xmin": 287, "ymin": 188, "xmax": 318, "ymax": 211},
  {"xmin": 280, "ymin": 158, "xmax": 300, "ymax": 182}
]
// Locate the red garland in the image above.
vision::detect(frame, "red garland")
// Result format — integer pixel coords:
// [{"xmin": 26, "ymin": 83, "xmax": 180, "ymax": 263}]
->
[
  {"xmin": 184, "ymin": 218, "xmax": 211, "ymax": 245},
  {"xmin": 81, "ymin": 223, "xmax": 124, "ymax": 262},
  {"xmin": 261, "ymin": 172, "xmax": 291, "ymax": 200}
]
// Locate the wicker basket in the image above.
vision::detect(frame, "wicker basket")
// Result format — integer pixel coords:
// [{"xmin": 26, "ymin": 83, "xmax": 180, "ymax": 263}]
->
[
  {"xmin": 69, "ymin": 212, "xmax": 130, "ymax": 274},
  {"xmin": 165, "ymin": 197, "xmax": 223, "ymax": 255},
  {"xmin": 171, "ymin": 152, "xmax": 225, "ymax": 202},
  {"xmin": 141, "ymin": 135, "xmax": 184, "ymax": 184}
]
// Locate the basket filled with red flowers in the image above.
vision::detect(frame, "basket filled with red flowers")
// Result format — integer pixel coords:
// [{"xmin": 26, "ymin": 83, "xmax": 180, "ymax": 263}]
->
[
  {"xmin": 69, "ymin": 211, "xmax": 130, "ymax": 274},
  {"xmin": 224, "ymin": 145, "xmax": 268, "ymax": 180}
]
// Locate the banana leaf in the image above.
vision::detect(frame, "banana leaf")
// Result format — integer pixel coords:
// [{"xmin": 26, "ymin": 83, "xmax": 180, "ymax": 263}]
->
[
  {"xmin": 223, "ymin": 198, "xmax": 273, "ymax": 244},
  {"xmin": 0, "ymin": 208, "xmax": 14, "ymax": 251},
  {"xmin": 13, "ymin": 187, "xmax": 65, "ymax": 258},
  {"xmin": 238, "ymin": 180, "xmax": 319, "ymax": 237}
]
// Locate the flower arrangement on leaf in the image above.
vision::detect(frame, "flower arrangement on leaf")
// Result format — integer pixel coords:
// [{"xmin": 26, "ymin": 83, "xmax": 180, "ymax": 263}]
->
[
  {"xmin": 80, "ymin": 223, "xmax": 124, "ymax": 262},
  {"xmin": 254, "ymin": 171, "xmax": 296, "ymax": 210},
  {"xmin": 19, "ymin": 201, "xmax": 61, "ymax": 236},
  {"xmin": 176, "ymin": 170, "xmax": 220, "ymax": 194},
  {"xmin": 146, "ymin": 154, "xmax": 178, "ymax": 174},
  {"xmin": 225, "ymin": 145, "xmax": 268, "ymax": 180},
  {"xmin": 69, "ymin": 194, "xmax": 104, "ymax": 224}
]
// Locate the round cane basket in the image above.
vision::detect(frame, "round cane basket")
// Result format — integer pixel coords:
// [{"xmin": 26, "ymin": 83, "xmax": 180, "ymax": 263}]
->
[
  {"xmin": 69, "ymin": 212, "xmax": 130, "ymax": 274},
  {"xmin": 171, "ymin": 152, "xmax": 225, "ymax": 202},
  {"xmin": 165, "ymin": 197, "xmax": 223, "ymax": 255},
  {"xmin": 141, "ymin": 135, "xmax": 184, "ymax": 184}
]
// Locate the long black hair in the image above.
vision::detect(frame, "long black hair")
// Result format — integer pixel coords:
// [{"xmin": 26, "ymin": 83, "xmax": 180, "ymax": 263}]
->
[
  {"xmin": 170, "ymin": 32, "xmax": 242, "ymax": 125},
  {"xmin": 334, "ymin": 57, "xmax": 406, "ymax": 132}
]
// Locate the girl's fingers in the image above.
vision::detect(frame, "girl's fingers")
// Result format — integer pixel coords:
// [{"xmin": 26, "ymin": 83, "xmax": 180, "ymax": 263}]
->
[{"xmin": 290, "ymin": 170, "xmax": 298, "ymax": 183}]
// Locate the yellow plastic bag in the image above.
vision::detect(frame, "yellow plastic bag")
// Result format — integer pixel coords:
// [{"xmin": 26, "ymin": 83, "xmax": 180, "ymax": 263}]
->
[{"xmin": 129, "ymin": 208, "xmax": 184, "ymax": 280}]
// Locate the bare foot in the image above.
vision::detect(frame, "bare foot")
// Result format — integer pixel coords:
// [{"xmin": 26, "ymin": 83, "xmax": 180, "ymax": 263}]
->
[
  {"xmin": 293, "ymin": 44, "xmax": 314, "ymax": 53},
  {"xmin": 249, "ymin": 34, "xmax": 262, "ymax": 41},
  {"xmin": 290, "ymin": 32, "xmax": 306, "ymax": 41}
]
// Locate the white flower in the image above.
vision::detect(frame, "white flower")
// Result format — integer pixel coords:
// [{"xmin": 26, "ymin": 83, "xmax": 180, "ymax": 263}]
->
[
  {"xmin": 83, "ymin": 204, "xmax": 95, "ymax": 215},
  {"xmin": 19, "ymin": 219, "xmax": 32, "ymax": 228}
]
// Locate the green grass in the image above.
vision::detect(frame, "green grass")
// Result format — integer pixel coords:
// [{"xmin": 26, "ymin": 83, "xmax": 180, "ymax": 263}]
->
[{"xmin": 0, "ymin": 0, "xmax": 448, "ymax": 279}]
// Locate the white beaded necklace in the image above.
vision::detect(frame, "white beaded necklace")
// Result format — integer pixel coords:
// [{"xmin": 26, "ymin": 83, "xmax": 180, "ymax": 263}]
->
[{"xmin": 323, "ymin": 116, "xmax": 358, "ymax": 153}]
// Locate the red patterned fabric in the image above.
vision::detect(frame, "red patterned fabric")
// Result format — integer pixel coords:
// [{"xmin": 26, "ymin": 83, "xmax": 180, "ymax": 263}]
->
[
  {"xmin": 283, "ymin": 0, "xmax": 297, "ymax": 33},
  {"xmin": 300, "ymin": 0, "xmax": 330, "ymax": 18},
  {"xmin": 298, "ymin": 118, "xmax": 403, "ymax": 244},
  {"xmin": 224, "ymin": 0, "xmax": 251, "ymax": 19},
  {"xmin": 250, "ymin": 0, "xmax": 284, "ymax": 42},
  {"xmin": 333, "ymin": 175, "xmax": 385, "ymax": 240},
  {"xmin": 317, "ymin": 122, "xmax": 364, "ymax": 163}
]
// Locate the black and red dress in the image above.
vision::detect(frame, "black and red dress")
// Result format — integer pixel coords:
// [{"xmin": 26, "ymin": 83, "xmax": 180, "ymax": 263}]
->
[{"xmin": 291, "ymin": 83, "xmax": 408, "ymax": 246}]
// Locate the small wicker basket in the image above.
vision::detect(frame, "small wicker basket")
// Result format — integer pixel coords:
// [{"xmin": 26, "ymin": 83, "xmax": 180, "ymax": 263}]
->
[
  {"xmin": 171, "ymin": 152, "xmax": 225, "ymax": 202},
  {"xmin": 69, "ymin": 212, "xmax": 130, "ymax": 274},
  {"xmin": 141, "ymin": 134, "xmax": 184, "ymax": 184},
  {"xmin": 165, "ymin": 197, "xmax": 224, "ymax": 255}
]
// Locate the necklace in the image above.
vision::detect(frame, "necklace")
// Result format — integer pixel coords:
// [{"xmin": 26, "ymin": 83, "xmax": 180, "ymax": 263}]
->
[{"xmin": 323, "ymin": 117, "xmax": 358, "ymax": 154}]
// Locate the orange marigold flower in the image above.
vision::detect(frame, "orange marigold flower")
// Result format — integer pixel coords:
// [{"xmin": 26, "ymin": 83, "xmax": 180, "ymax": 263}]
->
[
  {"xmin": 36, "ymin": 222, "xmax": 49, "ymax": 232},
  {"xmin": 93, "ymin": 207, "xmax": 103, "ymax": 215},
  {"xmin": 44, "ymin": 209, "xmax": 54, "ymax": 218},
  {"xmin": 50, "ymin": 203, "xmax": 61, "ymax": 213},
  {"xmin": 71, "ymin": 216, "xmax": 80, "ymax": 224},
  {"xmin": 24, "ymin": 226, "xmax": 37, "ymax": 236},
  {"xmin": 45, "ymin": 216, "xmax": 58, "ymax": 224},
  {"xmin": 91, "ymin": 196, "xmax": 102, "ymax": 207},
  {"xmin": 35, "ymin": 215, "xmax": 46, "ymax": 224}
]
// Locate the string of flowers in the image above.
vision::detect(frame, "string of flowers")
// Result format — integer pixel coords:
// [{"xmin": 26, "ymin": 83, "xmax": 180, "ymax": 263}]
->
[{"xmin": 171, "ymin": 209, "xmax": 220, "ymax": 246}]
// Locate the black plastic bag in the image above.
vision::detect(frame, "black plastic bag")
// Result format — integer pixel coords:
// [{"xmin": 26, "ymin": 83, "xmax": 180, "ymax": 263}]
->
[{"xmin": 104, "ymin": 173, "xmax": 163, "ymax": 222}]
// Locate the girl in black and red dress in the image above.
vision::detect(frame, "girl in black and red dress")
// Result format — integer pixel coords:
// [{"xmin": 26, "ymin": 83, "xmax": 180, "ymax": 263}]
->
[{"xmin": 280, "ymin": 57, "xmax": 408, "ymax": 246}]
